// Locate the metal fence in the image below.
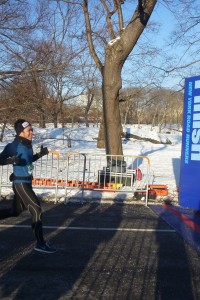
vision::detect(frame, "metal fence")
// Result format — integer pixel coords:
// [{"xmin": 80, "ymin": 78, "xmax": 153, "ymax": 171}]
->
[
  {"xmin": 64, "ymin": 153, "xmax": 150, "ymax": 204},
  {"xmin": 0, "ymin": 152, "xmax": 150, "ymax": 205},
  {"xmin": 0, "ymin": 151, "xmax": 61, "ymax": 200}
]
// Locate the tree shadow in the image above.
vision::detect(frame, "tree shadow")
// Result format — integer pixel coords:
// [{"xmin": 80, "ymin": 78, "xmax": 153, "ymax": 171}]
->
[
  {"xmin": 2, "ymin": 197, "xmax": 197, "ymax": 299},
  {"xmin": 127, "ymin": 143, "xmax": 167, "ymax": 169},
  {"xmin": 0, "ymin": 194, "xmax": 125, "ymax": 299},
  {"xmin": 127, "ymin": 144, "xmax": 180, "ymax": 189},
  {"xmin": 172, "ymin": 158, "xmax": 180, "ymax": 189}
]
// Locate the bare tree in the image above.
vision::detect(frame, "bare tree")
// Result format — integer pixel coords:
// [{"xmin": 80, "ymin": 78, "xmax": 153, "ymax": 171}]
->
[
  {"xmin": 1, "ymin": 1, "xmax": 85, "ymax": 128},
  {"xmin": 59, "ymin": 0, "xmax": 157, "ymax": 155},
  {"xmin": 144, "ymin": 1, "xmax": 200, "ymax": 90},
  {"xmin": 0, "ymin": 0, "xmax": 49, "ymax": 80},
  {"xmin": 78, "ymin": 55, "xmax": 99, "ymax": 127}
]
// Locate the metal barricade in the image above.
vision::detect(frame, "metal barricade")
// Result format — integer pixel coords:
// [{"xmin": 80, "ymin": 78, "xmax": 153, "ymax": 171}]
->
[
  {"xmin": 0, "ymin": 152, "xmax": 150, "ymax": 204},
  {"xmin": 0, "ymin": 151, "xmax": 60, "ymax": 200},
  {"xmin": 64, "ymin": 152, "xmax": 86, "ymax": 201},
  {"xmin": 64, "ymin": 153, "xmax": 150, "ymax": 205},
  {"xmin": 32, "ymin": 151, "xmax": 60, "ymax": 199}
]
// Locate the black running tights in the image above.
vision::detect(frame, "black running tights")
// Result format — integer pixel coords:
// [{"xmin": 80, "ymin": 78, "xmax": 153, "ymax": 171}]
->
[{"xmin": 13, "ymin": 183, "xmax": 44, "ymax": 244}]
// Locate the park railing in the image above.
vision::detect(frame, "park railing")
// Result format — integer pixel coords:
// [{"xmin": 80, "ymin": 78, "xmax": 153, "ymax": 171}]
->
[
  {"xmin": 0, "ymin": 152, "xmax": 151, "ymax": 205},
  {"xmin": 0, "ymin": 151, "xmax": 61, "ymax": 200}
]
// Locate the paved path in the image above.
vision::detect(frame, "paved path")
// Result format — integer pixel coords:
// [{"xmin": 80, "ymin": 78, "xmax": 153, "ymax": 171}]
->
[
  {"xmin": 0, "ymin": 201, "xmax": 200, "ymax": 300},
  {"xmin": 151, "ymin": 204, "xmax": 200, "ymax": 253}
]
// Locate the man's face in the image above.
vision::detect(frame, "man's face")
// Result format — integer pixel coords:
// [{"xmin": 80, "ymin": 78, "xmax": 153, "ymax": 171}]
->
[{"xmin": 19, "ymin": 125, "xmax": 33, "ymax": 141}]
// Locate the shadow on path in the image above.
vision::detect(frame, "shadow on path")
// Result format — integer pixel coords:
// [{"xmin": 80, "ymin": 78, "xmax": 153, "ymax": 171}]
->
[{"xmin": 0, "ymin": 195, "xmax": 124, "ymax": 299}]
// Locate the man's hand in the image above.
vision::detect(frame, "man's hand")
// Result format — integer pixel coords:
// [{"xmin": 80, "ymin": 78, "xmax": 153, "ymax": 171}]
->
[{"xmin": 39, "ymin": 145, "xmax": 49, "ymax": 157}]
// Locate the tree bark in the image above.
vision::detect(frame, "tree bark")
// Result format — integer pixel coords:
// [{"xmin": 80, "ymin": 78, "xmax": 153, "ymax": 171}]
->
[
  {"xmin": 0, "ymin": 122, "xmax": 6, "ymax": 142},
  {"xmin": 97, "ymin": 121, "xmax": 105, "ymax": 148},
  {"xmin": 102, "ymin": 62, "xmax": 123, "ymax": 155}
]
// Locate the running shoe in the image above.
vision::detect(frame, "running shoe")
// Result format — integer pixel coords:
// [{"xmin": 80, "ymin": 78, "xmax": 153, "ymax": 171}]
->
[{"xmin": 34, "ymin": 242, "xmax": 57, "ymax": 254}]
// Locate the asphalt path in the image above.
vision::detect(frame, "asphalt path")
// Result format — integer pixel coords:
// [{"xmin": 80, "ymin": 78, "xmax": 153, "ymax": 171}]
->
[{"xmin": 0, "ymin": 200, "xmax": 200, "ymax": 300}]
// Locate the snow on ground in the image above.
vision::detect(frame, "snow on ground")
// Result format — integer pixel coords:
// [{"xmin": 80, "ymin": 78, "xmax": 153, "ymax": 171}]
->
[
  {"xmin": 123, "ymin": 125, "xmax": 182, "ymax": 190},
  {"xmin": 0, "ymin": 123, "xmax": 182, "ymax": 202}
]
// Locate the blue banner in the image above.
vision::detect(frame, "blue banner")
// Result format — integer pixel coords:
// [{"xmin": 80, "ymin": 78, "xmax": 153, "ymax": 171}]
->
[{"xmin": 180, "ymin": 75, "xmax": 200, "ymax": 209}]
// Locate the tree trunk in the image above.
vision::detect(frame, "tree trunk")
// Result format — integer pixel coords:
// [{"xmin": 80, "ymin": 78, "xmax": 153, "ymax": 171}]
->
[
  {"xmin": 39, "ymin": 112, "xmax": 46, "ymax": 128},
  {"xmin": 83, "ymin": 0, "xmax": 157, "ymax": 155},
  {"xmin": 85, "ymin": 111, "xmax": 89, "ymax": 127},
  {"xmin": 0, "ymin": 122, "xmax": 6, "ymax": 142},
  {"xmin": 97, "ymin": 120, "xmax": 105, "ymax": 148},
  {"xmin": 53, "ymin": 115, "xmax": 58, "ymax": 128},
  {"xmin": 102, "ymin": 64, "xmax": 123, "ymax": 155}
]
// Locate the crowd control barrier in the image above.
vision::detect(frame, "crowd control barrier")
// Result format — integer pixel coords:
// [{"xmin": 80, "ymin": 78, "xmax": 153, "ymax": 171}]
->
[
  {"xmin": 0, "ymin": 151, "xmax": 60, "ymax": 200},
  {"xmin": 64, "ymin": 153, "xmax": 150, "ymax": 205},
  {"xmin": 0, "ymin": 152, "xmax": 150, "ymax": 205}
]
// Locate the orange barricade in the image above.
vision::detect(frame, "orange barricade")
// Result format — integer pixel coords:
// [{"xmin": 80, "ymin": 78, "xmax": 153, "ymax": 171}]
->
[{"xmin": 149, "ymin": 184, "xmax": 168, "ymax": 197}]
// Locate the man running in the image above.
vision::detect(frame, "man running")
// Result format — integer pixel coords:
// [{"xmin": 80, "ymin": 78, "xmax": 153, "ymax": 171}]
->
[{"xmin": 0, "ymin": 119, "xmax": 56, "ymax": 254}]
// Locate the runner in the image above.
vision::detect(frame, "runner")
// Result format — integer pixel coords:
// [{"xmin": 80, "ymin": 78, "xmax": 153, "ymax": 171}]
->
[{"xmin": 0, "ymin": 119, "xmax": 56, "ymax": 254}]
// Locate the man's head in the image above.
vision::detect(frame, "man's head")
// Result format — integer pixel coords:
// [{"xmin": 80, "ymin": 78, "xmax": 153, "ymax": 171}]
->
[{"xmin": 14, "ymin": 119, "xmax": 33, "ymax": 141}]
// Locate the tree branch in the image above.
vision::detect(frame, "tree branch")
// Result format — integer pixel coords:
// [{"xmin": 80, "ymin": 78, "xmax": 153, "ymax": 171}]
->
[
  {"xmin": 100, "ymin": 0, "xmax": 117, "ymax": 40},
  {"xmin": 115, "ymin": 0, "xmax": 124, "ymax": 31},
  {"xmin": 82, "ymin": 0, "xmax": 103, "ymax": 74}
]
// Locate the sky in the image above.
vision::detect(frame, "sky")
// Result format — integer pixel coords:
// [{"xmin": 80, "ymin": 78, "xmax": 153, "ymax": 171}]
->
[
  {"xmin": 0, "ymin": 124, "xmax": 182, "ymax": 202},
  {"xmin": 122, "ymin": 1, "xmax": 199, "ymax": 90},
  {"xmin": 152, "ymin": 2, "xmax": 175, "ymax": 39}
]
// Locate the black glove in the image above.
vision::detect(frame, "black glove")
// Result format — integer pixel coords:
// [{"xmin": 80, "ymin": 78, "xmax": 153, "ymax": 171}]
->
[{"xmin": 39, "ymin": 145, "xmax": 49, "ymax": 157}]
